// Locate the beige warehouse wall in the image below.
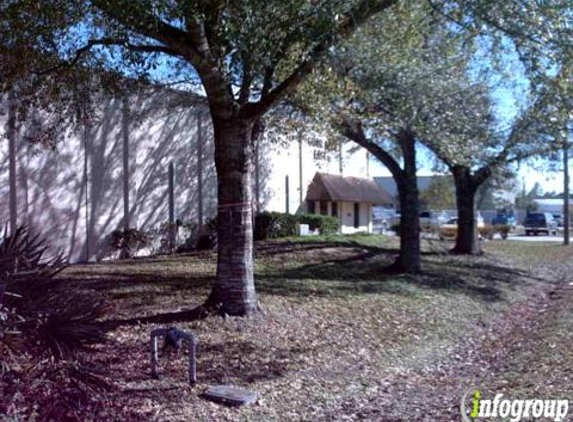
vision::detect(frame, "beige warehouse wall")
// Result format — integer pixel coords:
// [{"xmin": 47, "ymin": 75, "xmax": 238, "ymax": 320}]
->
[
  {"xmin": 1, "ymin": 88, "xmax": 372, "ymax": 262},
  {"xmin": 0, "ymin": 89, "xmax": 217, "ymax": 262}
]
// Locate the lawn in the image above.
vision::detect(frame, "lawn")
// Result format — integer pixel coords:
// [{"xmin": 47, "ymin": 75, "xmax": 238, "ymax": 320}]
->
[{"xmin": 7, "ymin": 236, "xmax": 573, "ymax": 421}]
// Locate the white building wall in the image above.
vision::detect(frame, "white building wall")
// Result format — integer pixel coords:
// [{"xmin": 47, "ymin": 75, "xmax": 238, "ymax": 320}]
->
[
  {"xmin": 339, "ymin": 202, "xmax": 372, "ymax": 234},
  {"xmin": 1, "ymin": 91, "xmax": 373, "ymax": 262},
  {"xmin": 260, "ymin": 138, "xmax": 370, "ymax": 214},
  {"xmin": 0, "ymin": 90, "xmax": 217, "ymax": 262}
]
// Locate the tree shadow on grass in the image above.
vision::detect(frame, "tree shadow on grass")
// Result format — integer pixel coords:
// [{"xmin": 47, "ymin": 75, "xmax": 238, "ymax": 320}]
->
[
  {"xmin": 69, "ymin": 272, "xmax": 214, "ymax": 293},
  {"xmin": 256, "ymin": 249, "xmax": 532, "ymax": 303},
  {"xmin": 255, "ymin": 238, "xmax": 447, "ymax": 258},
  {"xmin": 65, "ymin": 238, "xmax": 535, "ymax": 328}
]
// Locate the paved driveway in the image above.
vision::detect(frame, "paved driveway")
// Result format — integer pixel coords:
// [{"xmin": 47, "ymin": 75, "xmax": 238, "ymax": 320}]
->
[{"xmin": 508, "ymin": 234, "xmax": 565, "ymax": 242}]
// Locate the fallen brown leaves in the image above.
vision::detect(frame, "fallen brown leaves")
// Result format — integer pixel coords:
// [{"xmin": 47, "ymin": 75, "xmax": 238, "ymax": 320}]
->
[{"xmin": 2, "ymin": 236, "xmax": 572, "ymax": 421}]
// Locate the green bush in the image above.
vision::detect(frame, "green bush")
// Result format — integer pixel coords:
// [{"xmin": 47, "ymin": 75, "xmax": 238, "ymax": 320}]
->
[
  {"xmin": 254, "ymin": 212, "xmax": 297, "ymax": 239},
  {"xmin": 148, "ymin": 220, "xmax": 198, "ymax": 254},
  {"xmin": 109, "ymin": 227, "xmax": 151, "ymax": 259},
  {"xmin": 254, "ymin": 212, "xmax": 340, "ymax": 240},
  {"xmin": 298, "ymin": 213, "xmax": 340, "ymax": 235},
  {"xmin": 390, "ymin": 222, "xmax": 401, "ymax": 236}
]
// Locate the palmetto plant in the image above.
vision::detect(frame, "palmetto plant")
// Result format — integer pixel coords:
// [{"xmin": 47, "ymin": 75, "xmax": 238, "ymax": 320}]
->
[
  {"xmin": 0, "ymin": 226, "xmax": 110, "ymax": 421},
  {"xmin": 0, "ymin": 226, "xmax": 105, "ymax": 365}
]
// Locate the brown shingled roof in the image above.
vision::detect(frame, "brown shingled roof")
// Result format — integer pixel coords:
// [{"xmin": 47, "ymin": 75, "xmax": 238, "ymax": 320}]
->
[{"xmin": 306, "ymin": 172, "xmax": 395, "ymax": 206}]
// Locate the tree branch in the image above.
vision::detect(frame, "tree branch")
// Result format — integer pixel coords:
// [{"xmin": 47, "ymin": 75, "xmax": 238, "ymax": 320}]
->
[
  {"xmin": 243, "ymin": 0, "xmax": 399, "ymax": 118},
  {"xmin": 34, "ymin": 38, "xmax": 180, "ymax": 76},
  {"xmin": 92, "ymin": 0, "xmax": 234, "ymax": 117},
  {"xmin": 338, "ymin": 116, "xmax": 405, "ymax": 181}
]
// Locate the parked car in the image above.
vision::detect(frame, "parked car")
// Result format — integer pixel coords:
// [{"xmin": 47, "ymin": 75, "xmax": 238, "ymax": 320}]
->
[
  {"xmin": 491, "ymin": 214, "xmax": 517, "ymax": 228},
  {"xmin": 523, "ymin": 212, "xmax": 558, "ymax": 236},
  {"xmin": 552, "ymin": 214, "xmax": 564, "ymax": 227},
  {"xmin": 438, "ymin": 216, "xmax": 486, "ymax": 241},
  {"xmin": 420, "ymin": 211, "xmax": 450, "ymax": 229},
  {"xmin": 372, "ymin": 208, "xmax": 398, "ymax": 233}
]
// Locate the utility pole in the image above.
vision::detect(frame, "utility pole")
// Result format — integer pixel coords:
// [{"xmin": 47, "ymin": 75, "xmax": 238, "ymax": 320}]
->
[
  {"xmin": 298, "ymin": 133, "xmax": 303, "ymax": 206},
  {"xmin": 564, "ymin": 135, "xmax": 570, "ymax": 245},
  {"xmin": 285, "ymin": 175, "xmax": 290, "ymax": 214}
]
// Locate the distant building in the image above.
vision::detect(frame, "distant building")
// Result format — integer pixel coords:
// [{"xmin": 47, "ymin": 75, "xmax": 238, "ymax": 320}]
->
[
  {"xmin": 373, "ymin": 175, "xmax": 451, "ymax": 205},
  {"xmin": 306, "ymin": 172, "xmax": 395, "ymax": 234},
  {"xmin": 534, "ymin": 198, "xmax": 573, "ymax": 215}
]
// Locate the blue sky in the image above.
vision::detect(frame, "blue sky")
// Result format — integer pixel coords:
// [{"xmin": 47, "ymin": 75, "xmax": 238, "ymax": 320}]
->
[{"xmin": 368, "ymin": 43, "xmax": 568, "ymax": 195}]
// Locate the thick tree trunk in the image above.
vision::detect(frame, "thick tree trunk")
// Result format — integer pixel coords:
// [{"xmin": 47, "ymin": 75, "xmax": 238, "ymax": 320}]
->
[
  {"xmin": 396, "ymin": 182, "xmax": 421, "ymax": 273},
  {"xmin": 206, "ymin": 117, "xmax": 259, "ymax": 316},
  {"xmin": 393, "ymin": 129, "xmax": 420, "ymax": 273},
  {"xmin": 452, "ymin": 167, "xmax": 480, "ymax": 255}
]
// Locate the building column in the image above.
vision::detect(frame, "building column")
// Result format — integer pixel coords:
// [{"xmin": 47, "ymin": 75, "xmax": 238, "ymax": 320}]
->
[
  {"xmin": 122, "ymin": 95, "xmax": 130, "ymax": 230},
  {"xmin": 83, "ymin": 116, "xmax": 92, "ymax": 261},
  {"xmin": 197, "ymin": 112, "xmax": 204, "ymax": 227},
  {"xmin": 168, "ymin": 162, "xmax": 176, "ymax": 248}
]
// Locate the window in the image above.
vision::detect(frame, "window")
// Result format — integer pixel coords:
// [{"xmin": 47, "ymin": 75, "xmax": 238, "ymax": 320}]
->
[
  {"xmin": 354, "ymin": 203, "xmax": 360, "ymax": 228},
  {"xmin": 320, "ymin": 201, "xmax": 328, "ymax": 215},
  {"xmin": 331, "ymin": 202, "xmax": 338, "ymax": 217}
]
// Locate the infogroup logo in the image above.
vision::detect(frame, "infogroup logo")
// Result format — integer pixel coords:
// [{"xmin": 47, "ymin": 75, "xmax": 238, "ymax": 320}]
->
[{"xmin": 461, "ymin": 387, "xmax": 569, "ymax": 422}]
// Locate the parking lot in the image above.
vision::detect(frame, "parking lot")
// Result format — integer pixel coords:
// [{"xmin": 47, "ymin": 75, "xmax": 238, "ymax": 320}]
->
[{"xmin": 507, "ymin": 233, "xmax": 565, "ymax": 242}]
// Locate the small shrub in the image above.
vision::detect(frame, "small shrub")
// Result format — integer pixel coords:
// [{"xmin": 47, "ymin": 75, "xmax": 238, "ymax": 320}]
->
[
  {"xmin": 254, "ymin": 212, "xmax": 297, "ymax": 239},
  {"xmin": 298, "ymin": 213, "xmax": 340, "ymax": 235},
  {"xmin": 148, "ymin": 220, "xmax": 198, "ymax": 254},
  {"xmin": 1, "ymin": 226, "xmax": 105, "ymax": 363},
  {"xmin": 0, "ymin": 225, "xmax": 108, "ymax": 421},
  {"xmin": 109, "ymin": 227, "xmax": 150, "ymax": 259},
  {"xmin": 390, "ymin": 222, "xmax": 401, "ymax": 236},
  {"xmin": 206, "ymin": 216, "xmax": 218, "ymax": 232},
  {"xmin": 254, "ymin": 212, "xmax": 340, "ymax": 240}
]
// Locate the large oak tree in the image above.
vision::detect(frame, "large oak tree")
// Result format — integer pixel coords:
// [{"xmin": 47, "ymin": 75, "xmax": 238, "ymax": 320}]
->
[{"xmin": 1, "ymin": 0, "xmax": 402, "ymax": 316}]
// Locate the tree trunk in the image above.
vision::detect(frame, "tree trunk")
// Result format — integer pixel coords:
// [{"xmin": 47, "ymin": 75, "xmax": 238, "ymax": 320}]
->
[
  {"xmin": 206, "ymin": 117, "xmax": 259, "ymax": 316},
  {"xmin": 396, "ymin": 182, "xmax": 421, "ymax": 273},
  {"xmin": 452, "ymin": 167, "xmax": 480, "ymax": 254},
  {"xmin": 394, "ymin": 129, "xmax": 420, "ymax": 273}
]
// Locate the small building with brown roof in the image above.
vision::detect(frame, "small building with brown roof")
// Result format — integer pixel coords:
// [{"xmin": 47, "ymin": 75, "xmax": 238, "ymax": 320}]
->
[{"xmin": 306, "ymin": 172, "xmax": 395, "ymax": 234}]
